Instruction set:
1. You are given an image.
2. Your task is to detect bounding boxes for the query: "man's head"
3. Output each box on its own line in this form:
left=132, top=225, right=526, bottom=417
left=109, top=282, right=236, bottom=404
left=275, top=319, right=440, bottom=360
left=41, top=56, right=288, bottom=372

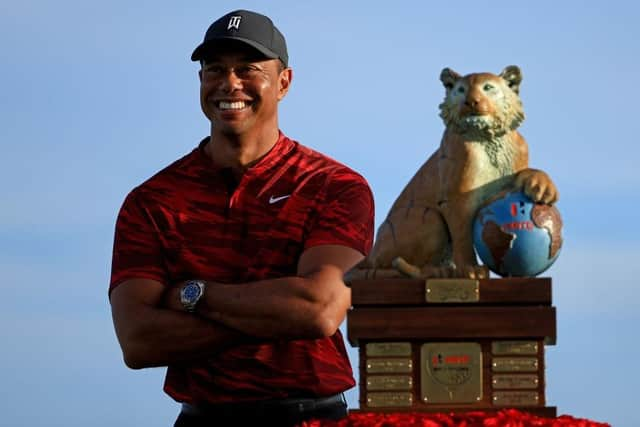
left=193, top=10, right=292, bottom=138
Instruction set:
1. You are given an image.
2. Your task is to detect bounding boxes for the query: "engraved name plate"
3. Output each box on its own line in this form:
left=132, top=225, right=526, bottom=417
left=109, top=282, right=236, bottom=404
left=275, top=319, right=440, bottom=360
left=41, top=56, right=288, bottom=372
left=367, top=359, right=413, bottom=374
left=492, top=341, right=539, bottom=356
left=492, top=357, right=539, bottom=372
left=366, top=342, right=412, bottom=357
left=492, top=391, right=539, bottom=406
left=426, top=279, right=480, bottom=303
left=366, top=392, right=413, bottom=407
left=421, top=342, right=482, bottom=403
left=492, top=374, right=539, bottom=389
left=366, top=375, right=413, bottom=391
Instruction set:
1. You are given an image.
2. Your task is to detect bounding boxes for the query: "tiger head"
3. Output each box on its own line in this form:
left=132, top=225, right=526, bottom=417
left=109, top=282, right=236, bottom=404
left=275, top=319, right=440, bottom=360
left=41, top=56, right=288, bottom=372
left=438, top=65, right=525, bottom=138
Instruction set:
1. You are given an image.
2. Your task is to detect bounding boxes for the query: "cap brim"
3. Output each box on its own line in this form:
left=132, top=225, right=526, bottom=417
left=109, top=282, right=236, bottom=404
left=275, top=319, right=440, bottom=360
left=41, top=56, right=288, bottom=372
left=191, top=36, right=280, bottom=62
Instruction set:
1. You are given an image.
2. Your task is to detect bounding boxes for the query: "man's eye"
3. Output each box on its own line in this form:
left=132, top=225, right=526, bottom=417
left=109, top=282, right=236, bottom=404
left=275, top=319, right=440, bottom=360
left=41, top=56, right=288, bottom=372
left=205, top=65, right=223, bottom=74
left=237, top=66, right=259, bottom=76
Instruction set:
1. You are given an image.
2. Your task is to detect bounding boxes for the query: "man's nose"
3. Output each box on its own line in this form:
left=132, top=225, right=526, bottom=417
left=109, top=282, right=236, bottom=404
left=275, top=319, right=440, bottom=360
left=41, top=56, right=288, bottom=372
left=220, top=70, right=242, bottom=92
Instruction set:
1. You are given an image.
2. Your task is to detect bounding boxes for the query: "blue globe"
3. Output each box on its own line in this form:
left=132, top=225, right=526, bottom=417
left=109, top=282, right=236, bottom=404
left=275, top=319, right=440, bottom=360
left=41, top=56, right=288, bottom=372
left=473, top=191, right=563, bottom=277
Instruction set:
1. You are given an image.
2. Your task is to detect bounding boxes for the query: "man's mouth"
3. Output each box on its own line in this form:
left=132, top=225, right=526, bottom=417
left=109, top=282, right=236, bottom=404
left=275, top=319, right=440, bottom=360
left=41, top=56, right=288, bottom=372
left=218, top=100, right=251, bottom=110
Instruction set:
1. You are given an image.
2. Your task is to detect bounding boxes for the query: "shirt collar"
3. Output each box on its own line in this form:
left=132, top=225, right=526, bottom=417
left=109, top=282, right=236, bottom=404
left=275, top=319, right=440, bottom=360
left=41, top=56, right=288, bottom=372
left=195, top=131, right=295, bottom=177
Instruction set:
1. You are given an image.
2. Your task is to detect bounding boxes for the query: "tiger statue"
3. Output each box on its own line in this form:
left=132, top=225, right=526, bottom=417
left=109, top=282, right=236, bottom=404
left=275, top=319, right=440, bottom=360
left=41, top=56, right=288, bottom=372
left=349, top=65, right=558, bottom=280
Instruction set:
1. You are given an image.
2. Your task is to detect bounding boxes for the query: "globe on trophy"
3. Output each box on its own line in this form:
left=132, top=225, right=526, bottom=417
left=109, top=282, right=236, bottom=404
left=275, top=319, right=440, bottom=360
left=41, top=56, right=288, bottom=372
left=473, top=190, right=563, bottom=277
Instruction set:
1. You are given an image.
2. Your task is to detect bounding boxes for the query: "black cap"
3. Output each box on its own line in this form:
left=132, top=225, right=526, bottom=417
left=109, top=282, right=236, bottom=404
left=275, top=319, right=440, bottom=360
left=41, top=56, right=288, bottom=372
left=191, top=10, right=288, bottom=67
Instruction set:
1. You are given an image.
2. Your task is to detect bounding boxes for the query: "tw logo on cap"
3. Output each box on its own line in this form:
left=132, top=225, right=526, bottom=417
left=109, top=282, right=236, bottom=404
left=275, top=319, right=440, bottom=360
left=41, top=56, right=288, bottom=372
left=227, top=16, right=241, bottom=30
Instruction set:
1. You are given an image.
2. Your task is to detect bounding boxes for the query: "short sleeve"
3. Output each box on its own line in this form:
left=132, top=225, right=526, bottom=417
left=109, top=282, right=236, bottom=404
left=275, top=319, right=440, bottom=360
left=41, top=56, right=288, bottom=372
left=109, top=190, right=168, bottom=296
left=304, top=171, right=374, bottom=255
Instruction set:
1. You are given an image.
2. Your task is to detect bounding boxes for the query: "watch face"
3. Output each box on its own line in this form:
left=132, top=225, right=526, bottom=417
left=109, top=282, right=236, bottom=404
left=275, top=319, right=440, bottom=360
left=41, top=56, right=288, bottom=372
left=183, top=283, right=201, bottom=302
left=181, top=281, right=204, bottom=310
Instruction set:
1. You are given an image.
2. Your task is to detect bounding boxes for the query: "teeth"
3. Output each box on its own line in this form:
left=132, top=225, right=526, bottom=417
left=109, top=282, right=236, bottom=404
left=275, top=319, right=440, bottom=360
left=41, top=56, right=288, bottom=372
left=219, top=101, right=247, bottom=110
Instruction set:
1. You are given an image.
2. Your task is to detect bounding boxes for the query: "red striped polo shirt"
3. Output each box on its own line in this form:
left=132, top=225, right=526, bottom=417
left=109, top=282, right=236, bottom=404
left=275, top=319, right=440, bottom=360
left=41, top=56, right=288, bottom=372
left=110, top=132, right=374, bottom=403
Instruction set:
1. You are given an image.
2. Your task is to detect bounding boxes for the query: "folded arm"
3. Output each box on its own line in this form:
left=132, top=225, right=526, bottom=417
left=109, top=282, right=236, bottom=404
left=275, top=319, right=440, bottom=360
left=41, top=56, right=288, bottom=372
left=110, top=244, right=363, bottom=369
left=110, top=278, right=255, bottom=369
left=164, top=244, right=363, bottom=339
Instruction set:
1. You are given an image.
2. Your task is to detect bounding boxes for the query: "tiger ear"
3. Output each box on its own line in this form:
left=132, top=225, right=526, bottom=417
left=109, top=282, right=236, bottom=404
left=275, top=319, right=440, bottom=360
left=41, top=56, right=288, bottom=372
left=500, top=65, right=522, bottom=94
left=440, top=68, right=461, bottom=92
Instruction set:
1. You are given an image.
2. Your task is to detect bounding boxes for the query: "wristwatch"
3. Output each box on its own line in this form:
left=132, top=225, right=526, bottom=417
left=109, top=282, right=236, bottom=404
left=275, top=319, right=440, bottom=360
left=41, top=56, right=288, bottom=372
left=180, top=280, right=206, bottom=312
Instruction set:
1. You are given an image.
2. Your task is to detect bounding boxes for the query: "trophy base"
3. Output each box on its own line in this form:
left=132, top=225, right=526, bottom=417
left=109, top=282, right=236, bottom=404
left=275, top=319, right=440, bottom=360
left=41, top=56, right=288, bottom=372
left=347, top=278, right=557, bottom=418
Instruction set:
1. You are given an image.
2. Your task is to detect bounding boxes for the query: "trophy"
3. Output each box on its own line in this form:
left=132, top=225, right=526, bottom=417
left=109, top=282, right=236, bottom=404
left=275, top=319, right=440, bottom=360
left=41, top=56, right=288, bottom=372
left=347, top=66, right=563, bottom=416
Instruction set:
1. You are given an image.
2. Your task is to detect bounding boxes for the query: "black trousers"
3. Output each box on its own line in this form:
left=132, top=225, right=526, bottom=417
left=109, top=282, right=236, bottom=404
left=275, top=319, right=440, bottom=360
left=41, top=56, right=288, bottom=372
left=173, top=394, right=348, bottom=427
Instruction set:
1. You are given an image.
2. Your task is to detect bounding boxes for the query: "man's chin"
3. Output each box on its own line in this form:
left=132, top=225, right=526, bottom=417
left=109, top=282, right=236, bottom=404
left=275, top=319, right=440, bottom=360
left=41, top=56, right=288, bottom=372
left=215, top=123, right=250, bottom=138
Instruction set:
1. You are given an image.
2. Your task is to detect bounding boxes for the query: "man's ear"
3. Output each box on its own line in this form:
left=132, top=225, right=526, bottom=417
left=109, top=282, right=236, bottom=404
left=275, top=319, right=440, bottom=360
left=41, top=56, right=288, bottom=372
left=277, top=68, right=293, bottom=101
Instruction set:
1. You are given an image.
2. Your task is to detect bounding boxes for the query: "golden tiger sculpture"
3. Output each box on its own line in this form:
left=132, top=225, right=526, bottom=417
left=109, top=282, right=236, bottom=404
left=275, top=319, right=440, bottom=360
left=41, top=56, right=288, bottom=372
left=350, top=65, right=558, bottom=280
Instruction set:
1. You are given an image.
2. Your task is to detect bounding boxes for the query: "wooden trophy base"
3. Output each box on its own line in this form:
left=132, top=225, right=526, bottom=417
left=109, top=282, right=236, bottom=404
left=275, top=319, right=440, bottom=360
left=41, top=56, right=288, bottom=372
left=347, top=277, right=557, bottom=417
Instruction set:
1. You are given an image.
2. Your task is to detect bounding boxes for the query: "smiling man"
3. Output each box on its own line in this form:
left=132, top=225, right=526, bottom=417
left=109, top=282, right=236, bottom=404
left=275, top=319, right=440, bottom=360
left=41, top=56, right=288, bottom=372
left=108, top=9, right=374, bottom=427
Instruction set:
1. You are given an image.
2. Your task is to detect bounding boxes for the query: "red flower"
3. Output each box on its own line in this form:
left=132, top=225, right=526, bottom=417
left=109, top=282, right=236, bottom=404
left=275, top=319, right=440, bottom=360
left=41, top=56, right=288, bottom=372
left=298, top=410, right=610, bottom=427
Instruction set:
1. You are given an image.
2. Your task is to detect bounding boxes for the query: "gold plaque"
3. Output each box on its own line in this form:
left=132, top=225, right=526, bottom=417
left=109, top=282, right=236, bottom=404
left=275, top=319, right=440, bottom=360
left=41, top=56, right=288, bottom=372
left=367, top=359, right=413, bottom=374
left=366, top=375, right=413, bottom=391
left=366, top=342, right=412, bottom=357
left=425, top=279, right=479, bottom=303
left=492, top=374, right=539, bottom=389
left=492, top=357, right=538, bottom=372
left=492, top=341, right=538, bottom=355
left=421, top=343, right=482, bottom=403
left=366, top=392, right=413, bottom=407
left=492, top=391, right=539, bottom=406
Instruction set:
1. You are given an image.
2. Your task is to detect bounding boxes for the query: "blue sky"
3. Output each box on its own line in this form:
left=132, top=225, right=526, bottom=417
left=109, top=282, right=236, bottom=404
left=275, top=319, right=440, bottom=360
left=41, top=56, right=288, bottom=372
left=1, top=1, right=639, bottom=426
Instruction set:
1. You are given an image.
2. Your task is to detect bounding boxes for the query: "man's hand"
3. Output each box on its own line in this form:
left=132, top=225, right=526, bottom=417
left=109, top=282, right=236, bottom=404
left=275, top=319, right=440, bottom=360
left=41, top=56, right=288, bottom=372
left=110, top=278, right=252, bottom=369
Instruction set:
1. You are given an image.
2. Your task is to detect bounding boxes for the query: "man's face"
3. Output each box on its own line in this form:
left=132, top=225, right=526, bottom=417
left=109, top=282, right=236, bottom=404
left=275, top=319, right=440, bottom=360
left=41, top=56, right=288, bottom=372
left=199, top=45, right=291, bottom=137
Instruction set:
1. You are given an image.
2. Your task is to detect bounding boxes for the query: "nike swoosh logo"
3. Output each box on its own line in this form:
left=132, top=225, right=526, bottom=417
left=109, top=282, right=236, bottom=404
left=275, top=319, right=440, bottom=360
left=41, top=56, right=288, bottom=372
left=269, top=194, right=291, bottom=204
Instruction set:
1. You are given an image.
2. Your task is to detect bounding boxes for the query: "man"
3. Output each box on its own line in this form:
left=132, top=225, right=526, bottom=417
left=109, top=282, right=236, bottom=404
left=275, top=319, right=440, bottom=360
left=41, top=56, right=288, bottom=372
left=109, top=9, right=374, bottom=427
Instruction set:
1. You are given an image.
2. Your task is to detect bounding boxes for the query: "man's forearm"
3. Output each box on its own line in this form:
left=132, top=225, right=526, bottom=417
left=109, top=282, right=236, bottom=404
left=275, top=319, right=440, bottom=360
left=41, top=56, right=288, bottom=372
left=203, top=277, right=347, bottom=339
left=166, top=268, right=351, bottom=339
left=113, top=296, right=255, bottom=369
left=163, top=246, right=362, bottom=340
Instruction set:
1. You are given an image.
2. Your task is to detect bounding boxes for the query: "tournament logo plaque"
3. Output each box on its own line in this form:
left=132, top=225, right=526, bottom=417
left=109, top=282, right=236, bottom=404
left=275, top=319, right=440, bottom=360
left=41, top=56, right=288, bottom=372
left=421, top=343, right=482, bottom=403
